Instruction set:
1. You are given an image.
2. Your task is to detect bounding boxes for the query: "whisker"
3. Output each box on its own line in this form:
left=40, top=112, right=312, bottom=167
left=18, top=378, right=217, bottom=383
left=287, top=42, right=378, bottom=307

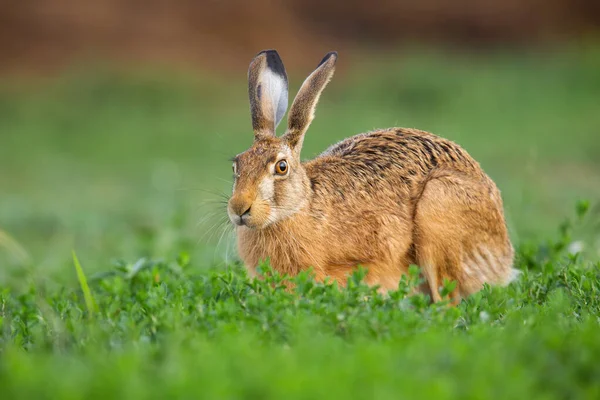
left=206, top=218, right=232, bottom=244
left=197, top=216, right=230, bottom=245
left=214, top=224, right=236, bottom=265
left=269, top=205, right=322, bottom=221
left=215, top=177, right=233, bottom=185
left=195, top=210, right=224, bottom=229
left=176, top=186, right=229, bottom=196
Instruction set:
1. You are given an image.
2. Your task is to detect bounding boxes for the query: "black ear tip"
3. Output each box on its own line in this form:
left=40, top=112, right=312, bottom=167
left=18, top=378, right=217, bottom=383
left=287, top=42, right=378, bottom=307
left=258, top=49, right=279, bottom=57
left=318, top=51, right=338, bottom=67
left=252, top=49, right=280, bottom=65
left=264, top=50, right=287, bottom=80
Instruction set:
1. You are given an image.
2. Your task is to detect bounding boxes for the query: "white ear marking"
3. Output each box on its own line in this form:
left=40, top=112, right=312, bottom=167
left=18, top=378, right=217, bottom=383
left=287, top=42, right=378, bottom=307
left=248, top=50, right=289, bottom=137
left=260, top=69, right=288, bottom=129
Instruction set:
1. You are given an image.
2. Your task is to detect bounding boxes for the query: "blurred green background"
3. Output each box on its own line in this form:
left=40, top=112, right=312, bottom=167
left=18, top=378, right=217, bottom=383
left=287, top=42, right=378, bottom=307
left=1, top=2, right=599, bottom=280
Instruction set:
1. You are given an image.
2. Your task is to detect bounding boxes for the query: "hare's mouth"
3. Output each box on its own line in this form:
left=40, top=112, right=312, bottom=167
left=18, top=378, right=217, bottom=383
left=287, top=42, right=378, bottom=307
left=228, top=208, right=267, bottom=230
left=228, top=209, right=251, bottom=227
left=228, top=200, right=276, bottom=229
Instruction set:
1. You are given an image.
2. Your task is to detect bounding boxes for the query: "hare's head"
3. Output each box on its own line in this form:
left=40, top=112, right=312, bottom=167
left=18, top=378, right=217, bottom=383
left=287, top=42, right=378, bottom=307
left=228, top=50, right=337, bottom=229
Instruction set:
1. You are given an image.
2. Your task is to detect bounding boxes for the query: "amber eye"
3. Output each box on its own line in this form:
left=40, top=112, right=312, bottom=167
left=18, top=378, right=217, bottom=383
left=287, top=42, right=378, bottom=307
left=275, top=160, right=288, bottom=175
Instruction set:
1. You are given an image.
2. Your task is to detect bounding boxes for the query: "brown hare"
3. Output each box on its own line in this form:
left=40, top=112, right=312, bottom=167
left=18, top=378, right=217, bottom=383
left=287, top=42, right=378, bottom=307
left=227, top=49, right=518, bottom=302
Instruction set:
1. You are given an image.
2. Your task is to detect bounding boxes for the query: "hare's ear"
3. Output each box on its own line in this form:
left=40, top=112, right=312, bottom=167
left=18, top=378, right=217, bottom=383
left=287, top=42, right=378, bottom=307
left=284, top=52, right=337, bottom=151
left=248, top=50, right=289, bottom=140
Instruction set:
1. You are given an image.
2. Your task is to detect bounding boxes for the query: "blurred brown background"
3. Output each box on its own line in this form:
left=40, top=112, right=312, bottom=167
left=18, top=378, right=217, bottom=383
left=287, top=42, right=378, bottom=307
left=1, top=0, right=599, bottom=75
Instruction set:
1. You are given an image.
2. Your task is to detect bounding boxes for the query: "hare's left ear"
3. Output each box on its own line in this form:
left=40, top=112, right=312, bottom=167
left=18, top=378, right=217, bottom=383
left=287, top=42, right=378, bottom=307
left=248, top=50, right=289, bottom=140
left=283, top=52, right=337, bottom=152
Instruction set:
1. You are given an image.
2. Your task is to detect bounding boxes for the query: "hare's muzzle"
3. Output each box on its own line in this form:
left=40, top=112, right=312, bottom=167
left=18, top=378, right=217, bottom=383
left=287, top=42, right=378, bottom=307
left=228, top=197, right=253, bottom=227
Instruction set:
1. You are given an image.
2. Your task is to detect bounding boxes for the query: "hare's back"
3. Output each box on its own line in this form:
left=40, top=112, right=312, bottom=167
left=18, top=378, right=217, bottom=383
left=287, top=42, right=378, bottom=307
left=316, top=128, right=482, bottom=178
left=303, top=128, right=487, bottom=215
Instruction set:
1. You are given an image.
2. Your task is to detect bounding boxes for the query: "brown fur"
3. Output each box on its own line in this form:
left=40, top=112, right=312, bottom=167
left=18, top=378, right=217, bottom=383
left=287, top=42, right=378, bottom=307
left=228, top=50, right=516, bottom=302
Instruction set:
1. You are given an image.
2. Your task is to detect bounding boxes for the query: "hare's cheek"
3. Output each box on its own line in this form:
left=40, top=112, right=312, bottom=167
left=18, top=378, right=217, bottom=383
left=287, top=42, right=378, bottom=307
left=252, top=204, right=273, bottom=228
left=258, top=176, right=275, bottom=201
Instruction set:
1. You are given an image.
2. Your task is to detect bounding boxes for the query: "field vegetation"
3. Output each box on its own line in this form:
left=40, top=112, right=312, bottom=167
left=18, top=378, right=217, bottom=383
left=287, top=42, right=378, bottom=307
left=1, top=47, right=599, bottom=398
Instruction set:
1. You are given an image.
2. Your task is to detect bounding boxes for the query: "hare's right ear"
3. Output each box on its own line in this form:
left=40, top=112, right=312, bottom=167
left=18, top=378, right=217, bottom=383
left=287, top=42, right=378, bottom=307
left=248, top=50, right=289, bottom=140
left=283, top=52, right=337, bottom=152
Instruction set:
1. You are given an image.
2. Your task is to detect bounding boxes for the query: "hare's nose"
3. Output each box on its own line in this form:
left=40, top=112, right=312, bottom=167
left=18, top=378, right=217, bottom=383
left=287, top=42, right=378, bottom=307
left=232, top=203, right=251, bottom=217
left=229, top=196, right=253, bottom=226
left=239, top=206, right=251, bottom=224
left=230, top=205, right=251, bottom=226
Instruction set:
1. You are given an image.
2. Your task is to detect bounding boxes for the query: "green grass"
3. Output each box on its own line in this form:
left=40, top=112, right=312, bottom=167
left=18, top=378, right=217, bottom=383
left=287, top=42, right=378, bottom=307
left=1, top=46, right=600, bottom=398
left=1, top=206, right=600, bottom=399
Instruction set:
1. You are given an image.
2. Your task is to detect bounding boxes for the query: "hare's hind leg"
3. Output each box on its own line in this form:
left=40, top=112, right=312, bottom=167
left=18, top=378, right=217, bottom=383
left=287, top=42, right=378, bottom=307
left=413, top=172, right=515, bottom=303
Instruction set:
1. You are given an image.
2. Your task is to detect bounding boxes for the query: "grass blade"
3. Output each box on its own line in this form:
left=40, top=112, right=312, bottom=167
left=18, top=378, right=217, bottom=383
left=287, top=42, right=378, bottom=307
left=72, top=250, right=99, bottom=316
left=0, top=229, right=31, bottom=265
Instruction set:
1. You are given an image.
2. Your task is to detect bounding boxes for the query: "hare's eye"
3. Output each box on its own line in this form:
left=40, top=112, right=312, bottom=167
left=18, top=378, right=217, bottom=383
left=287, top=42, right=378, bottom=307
left=232, top=163, right=237, bottom=175
left=275, top=160, right=288, bottom=175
